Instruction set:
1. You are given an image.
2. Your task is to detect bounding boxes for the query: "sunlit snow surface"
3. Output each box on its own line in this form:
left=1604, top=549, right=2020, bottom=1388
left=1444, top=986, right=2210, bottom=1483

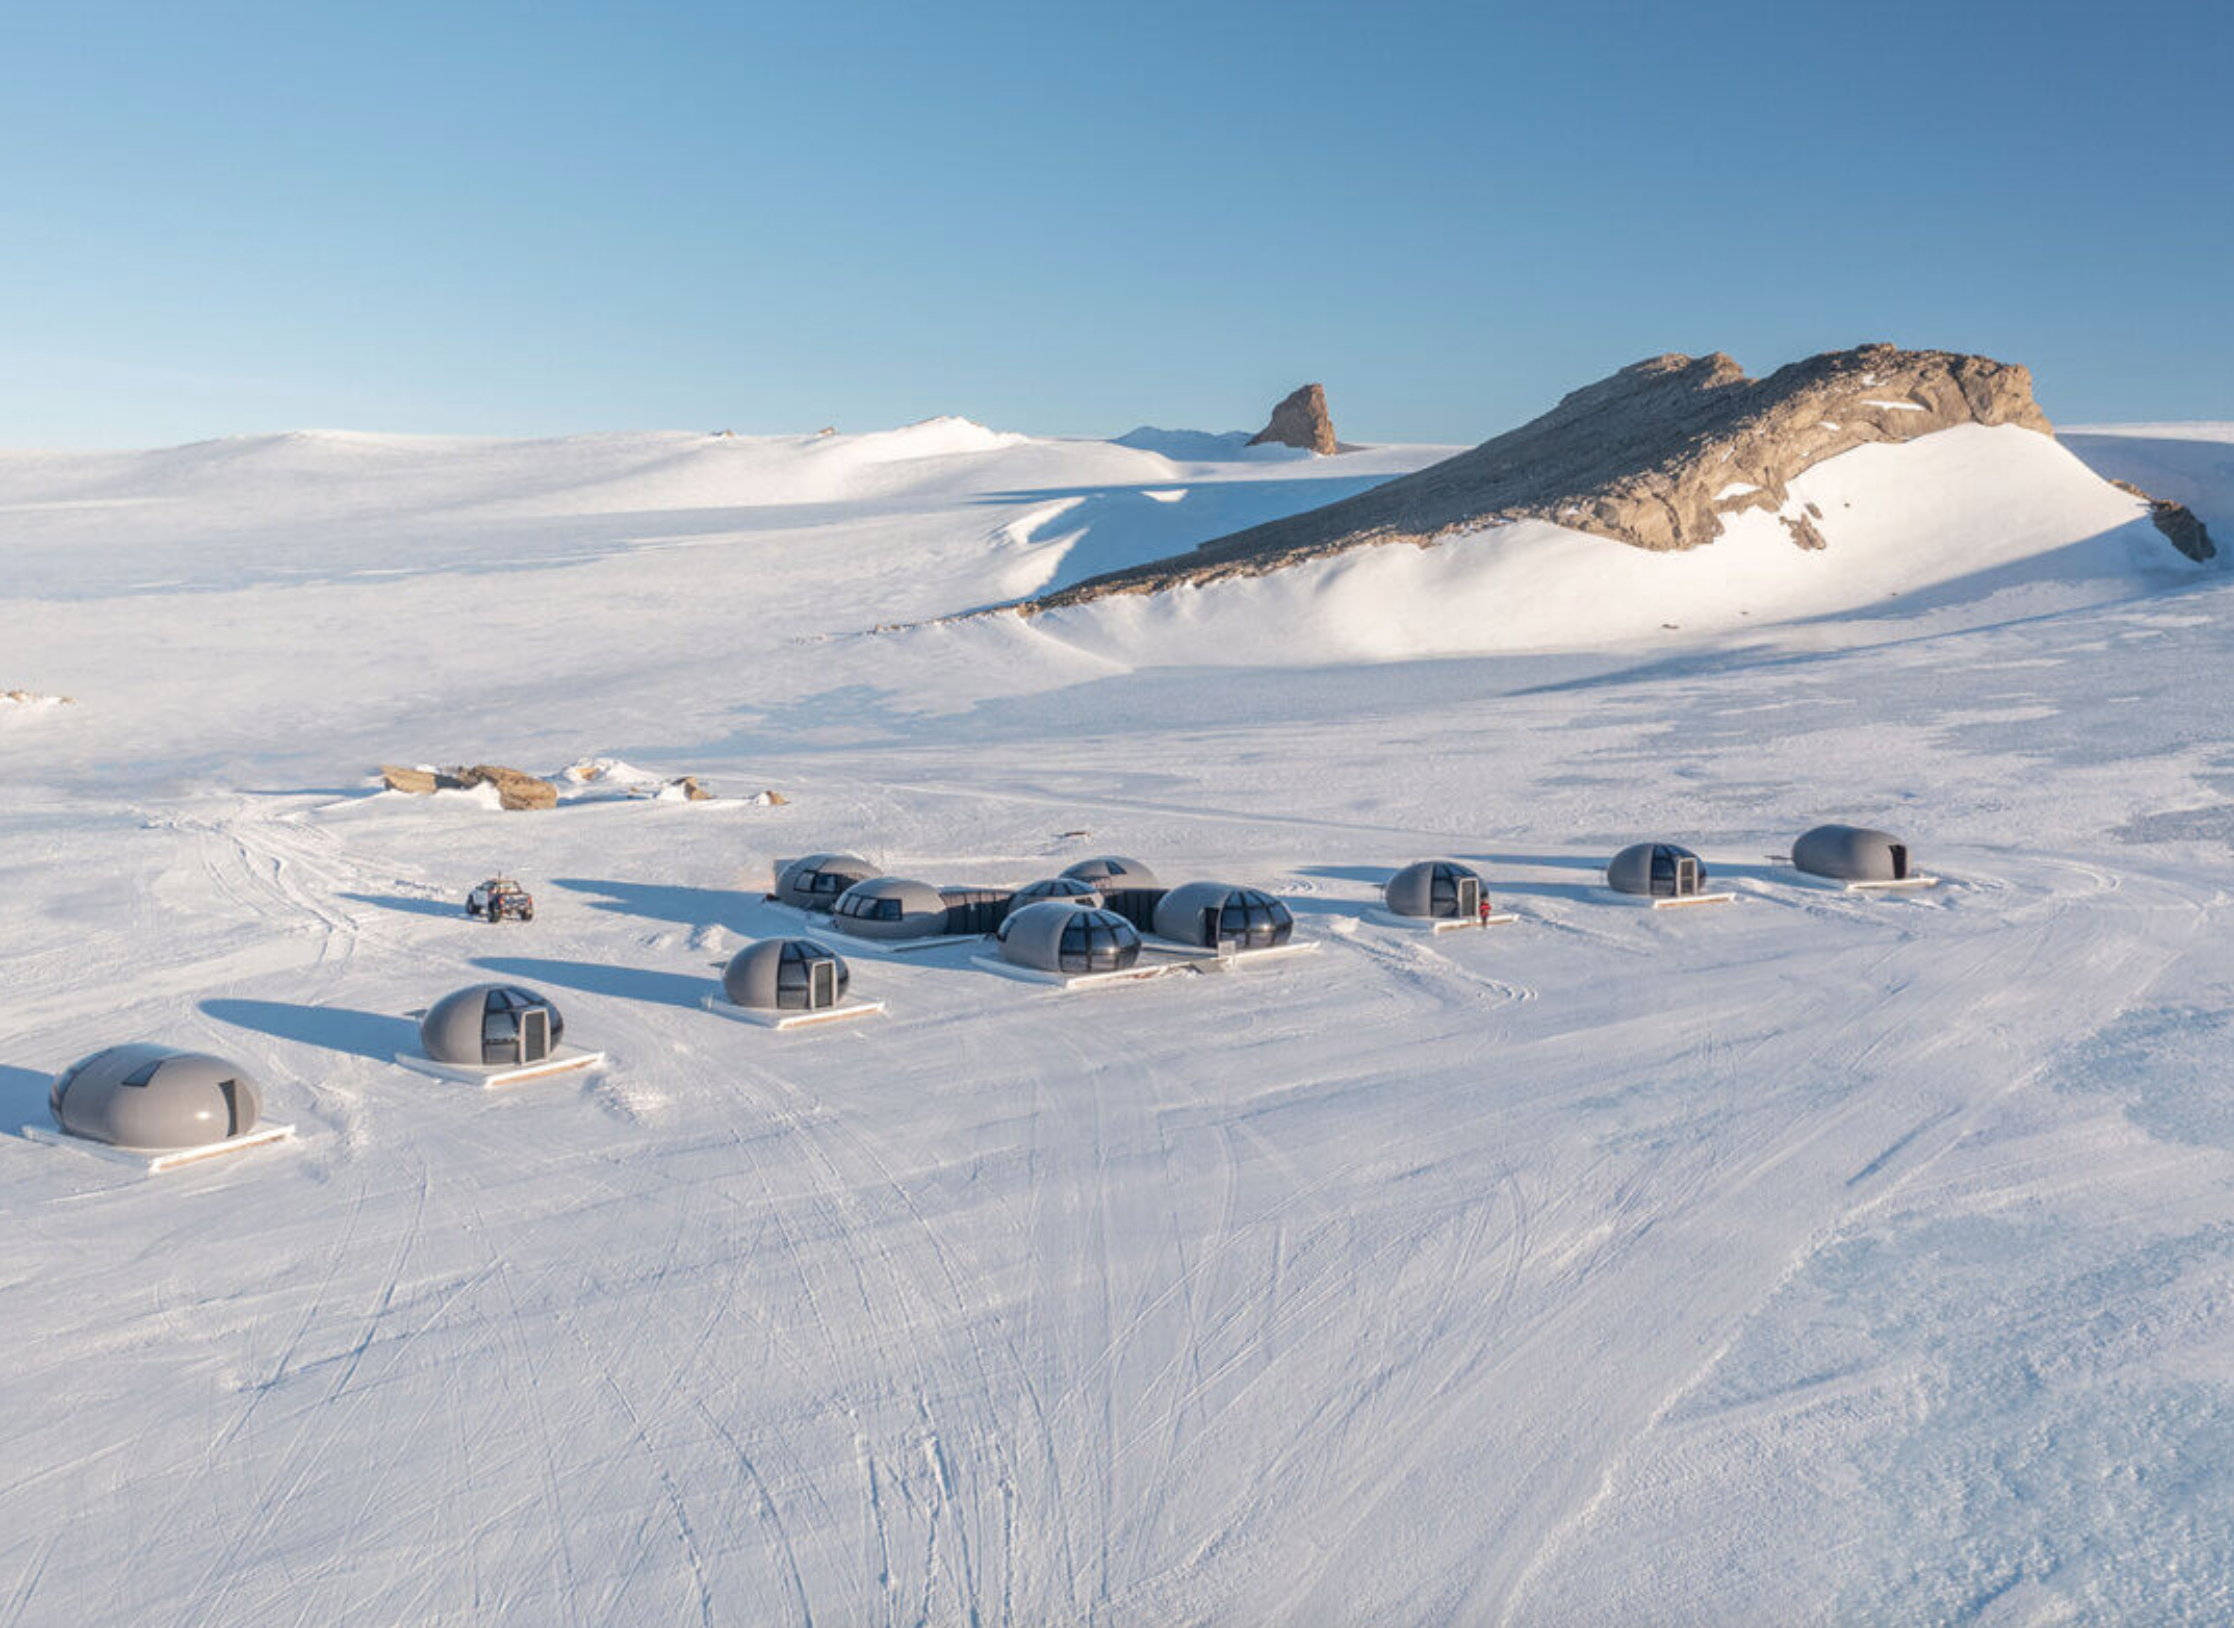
left=0, top=419, right=2230, bottom=1624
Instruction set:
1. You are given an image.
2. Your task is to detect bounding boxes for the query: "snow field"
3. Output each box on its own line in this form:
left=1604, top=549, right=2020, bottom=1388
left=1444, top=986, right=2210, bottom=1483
left=0, top=416, right=2228, bottom=1622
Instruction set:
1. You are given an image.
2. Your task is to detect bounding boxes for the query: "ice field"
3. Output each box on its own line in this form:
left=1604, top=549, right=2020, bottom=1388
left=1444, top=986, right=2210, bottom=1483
left=2, top=419, right=2231, bottom=1623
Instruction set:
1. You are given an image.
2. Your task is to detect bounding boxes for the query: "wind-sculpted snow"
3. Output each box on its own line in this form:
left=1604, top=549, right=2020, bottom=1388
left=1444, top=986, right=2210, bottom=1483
left=0, top=415, right=2231, bottom=1623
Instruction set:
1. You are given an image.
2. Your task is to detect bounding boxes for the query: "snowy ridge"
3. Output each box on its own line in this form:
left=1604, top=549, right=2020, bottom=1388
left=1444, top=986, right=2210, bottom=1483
left=1023, top=424, right=2208, bottom=668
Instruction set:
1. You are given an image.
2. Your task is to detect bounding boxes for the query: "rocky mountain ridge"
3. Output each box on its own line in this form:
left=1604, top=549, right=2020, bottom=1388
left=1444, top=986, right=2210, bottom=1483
left=1035, top=344, right=2210, bottom=608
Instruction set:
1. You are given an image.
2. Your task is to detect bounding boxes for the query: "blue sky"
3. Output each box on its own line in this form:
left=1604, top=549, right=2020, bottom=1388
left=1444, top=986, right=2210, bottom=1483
left=3, top=0, right=2226, bottom=446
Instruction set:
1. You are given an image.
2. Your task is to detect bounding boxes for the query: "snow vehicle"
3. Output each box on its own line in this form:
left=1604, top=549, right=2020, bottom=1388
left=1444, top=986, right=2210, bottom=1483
left=465, top=877, right=535, bottom=922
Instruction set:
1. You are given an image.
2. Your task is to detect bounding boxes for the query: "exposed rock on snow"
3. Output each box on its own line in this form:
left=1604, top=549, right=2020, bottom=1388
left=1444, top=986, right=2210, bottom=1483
left=378, top=764, right=441, bottom=795
left=1248, top=383, right=1339, bottom=455
left=462, top=764, right=558, bottom=810
left=1038, top=345, right=2064, bottom=605
left=2107, top=479, right=2217, bottom=562
left=386, top=756, right=758, bottom=808
left=377, top=763, right=556, bottom=809
left=1, top=689, right=73, bottom=711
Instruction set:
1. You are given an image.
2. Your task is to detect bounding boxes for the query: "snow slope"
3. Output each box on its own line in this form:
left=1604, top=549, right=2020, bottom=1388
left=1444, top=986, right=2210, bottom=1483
left=0, top=417, right=2230, bottom=1625
left=1026, top=424, right=2207, bottom=668
left=2063, top=420, right=2234, bottom=539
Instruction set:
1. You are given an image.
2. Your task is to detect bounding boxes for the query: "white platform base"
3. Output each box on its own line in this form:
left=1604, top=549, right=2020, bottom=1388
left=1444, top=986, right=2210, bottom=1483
left=1136, top=935, right=1220, bottom=960
left=1846, top=875, right=1941, bottom=892
left=25, top=1121, right=297, bottom=1175
left=701, top=994, right=886, bottom=1029
left=1134, top=933, right=1322, bottom=960
left=1139, top=936, right=1323, bottom=966
left=969, top=953, right=1194, bottom=990
left=1219, top=937, right=1322, bottom=964
left=393, top=1046, right=606, bottom=1088
left=1365, top=908, right=1520, bottom=933
left=1649, top=892, right=1738, bottom=909
left=833, top=930, right=985, bottom=955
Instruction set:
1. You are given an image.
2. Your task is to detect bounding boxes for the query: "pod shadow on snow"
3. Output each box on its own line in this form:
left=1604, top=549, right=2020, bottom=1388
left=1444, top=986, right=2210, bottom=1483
left=473, top=956, right=709, bottom=1010
left=1475, top=879, right=1606, bottom=904
left=0, top=1064, right=52, bottom=1138
left=553, top=877, right=775, bottom=935
left=1461, top=852, right=1609, bottom=873
left=201, top=998, right=419, bottom=1061
left=1283, top=895, right=1374, bottom=920
left=341, top=891, right=463, bottom=919
left=1297, top=864, right=1397, bottom=886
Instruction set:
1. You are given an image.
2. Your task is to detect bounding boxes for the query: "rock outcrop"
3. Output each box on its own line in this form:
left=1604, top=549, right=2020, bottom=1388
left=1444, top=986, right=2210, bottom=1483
left=1037, top=345, right=2059, bottom=607
left=459, top=765, right=558, bottom=810
left=2108, top=480, right=2217, bottom=562
left=379, top=764, right=441, bottom=795
left=378, top=763, right=558, bottom=810
left=1248, top=384, right=1339, bottom=455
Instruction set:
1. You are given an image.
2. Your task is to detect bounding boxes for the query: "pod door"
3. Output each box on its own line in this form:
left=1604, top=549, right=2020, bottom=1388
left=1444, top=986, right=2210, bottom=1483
left=807, top=958, right=838, bottom=1009
left=1889, top=843, right=1910, bottom=881
left=519, top=1007, right=551, bottom=1063
left=1673, top=856, right=1700, bottom=897
left=1455, top=877, right=1479, bottom=919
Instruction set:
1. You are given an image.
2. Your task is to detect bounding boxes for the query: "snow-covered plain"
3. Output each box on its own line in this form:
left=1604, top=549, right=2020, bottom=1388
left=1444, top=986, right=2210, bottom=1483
left=1, top=418, right=2231, bottom=1624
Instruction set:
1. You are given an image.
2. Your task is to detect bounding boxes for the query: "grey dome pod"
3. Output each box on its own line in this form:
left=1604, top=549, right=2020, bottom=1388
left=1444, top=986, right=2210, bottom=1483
left=997, top=901, right=1142, bottom=974
left=775, top=853, right=882, bottom=914
left=421, top=984, right=567, bottom=1067
left=1153, top=882, right=1295, bottom=949
left=723, top=938, right=852, bottom=1010
left=1010, top=876, right=1105, bottom=911
left=1794, top=824, right=1913, bottom=883
left=1607, top=843, right=1709, bottom=898
left=1385, top=860, right=1487, bottom=919
left=830, top=876, right=949, bottom=940
left=1060, top=856, right=1161, bottom=892
left=50, top=1044, right=261, bottom=1150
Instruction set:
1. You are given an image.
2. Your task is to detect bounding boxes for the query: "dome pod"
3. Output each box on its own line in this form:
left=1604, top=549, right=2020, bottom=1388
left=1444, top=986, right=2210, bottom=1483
left=421, top=984, right=567, bottom=1067
left=830, top=876, right=950, bottom=940
left=774, top=853, right=882, bottom=914
left=1607, top=843, right=1710, bottom=899
left=1794, top=825, right=1914, bottom=883
left=723, top=938, right=852, bottom=1010
left=1385, top=860, right=1487, bottom=919
left=50, top=1044, right=262, bottom=1150
left=1153, top=882, right=1294, bottom=950
left=997, top=901, right=1142, bottom=974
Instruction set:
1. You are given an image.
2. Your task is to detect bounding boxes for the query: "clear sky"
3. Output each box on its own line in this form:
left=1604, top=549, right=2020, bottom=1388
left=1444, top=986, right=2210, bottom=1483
left=3, top=0, right=2227, bottom=447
